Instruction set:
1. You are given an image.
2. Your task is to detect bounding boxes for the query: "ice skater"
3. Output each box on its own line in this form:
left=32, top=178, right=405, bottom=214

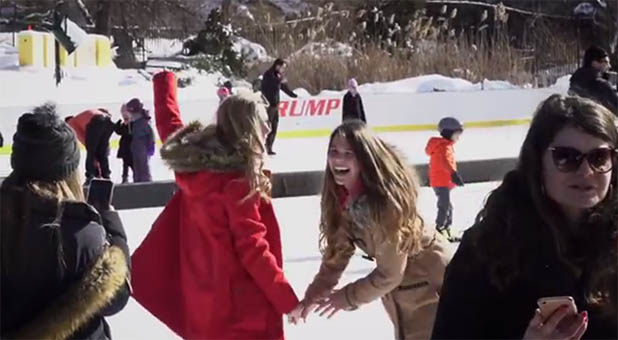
left=425, top=117, right=465, bottom=242
left=123, top=98, right=154, bottom=182
left=292, top=121, right=453, bottom=340
left=114, top=104, right=133, bottom=183
left=261, top=58, right=298, bottom=155
left=342, top=78, right=366, bottom=123
left=131, top=71, right=300, bottom=340
left=65, top=106, right=115, bottom=185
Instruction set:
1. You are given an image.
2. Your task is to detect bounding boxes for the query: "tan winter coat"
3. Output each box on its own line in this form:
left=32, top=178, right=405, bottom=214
left=304, top=196, right=453, bottom=340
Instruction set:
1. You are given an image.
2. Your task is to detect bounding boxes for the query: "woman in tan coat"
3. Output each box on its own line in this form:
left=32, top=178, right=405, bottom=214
left=293, top=121, right=453, bottom=339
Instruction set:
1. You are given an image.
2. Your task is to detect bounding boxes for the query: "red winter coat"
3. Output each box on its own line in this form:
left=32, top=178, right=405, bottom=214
left=425, top=137, right=457, bottom=188
left=131, top=71, right=298, bottom=340
left=66, top=109, right=110, bottom=145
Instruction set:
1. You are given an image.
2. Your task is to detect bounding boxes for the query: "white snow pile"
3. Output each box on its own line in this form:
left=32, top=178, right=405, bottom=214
left=551, top=75, right=572, bottom=90
left=290, top=39, right=355, bottom=59
left=232, top=37, right=272, bottom=64
left=269, top=0, right=311, bottom=15
left=143, top=38, right=185, bottom=58
left=316, top=74, right=520, bottom=96
left=0, top=41, right=18, bottom=70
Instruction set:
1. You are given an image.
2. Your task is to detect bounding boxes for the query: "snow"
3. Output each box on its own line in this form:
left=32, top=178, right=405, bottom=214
left=552, top=75, right=572, bottom=91
left=290, top=40, right=355, bottom=59
left=108, top=181, right=499, bottom=339
left=269, top=0, right=311, bottom=15
left=232, top=37, right=272, bottom=64
left=143, top=38, right=185, bottom=58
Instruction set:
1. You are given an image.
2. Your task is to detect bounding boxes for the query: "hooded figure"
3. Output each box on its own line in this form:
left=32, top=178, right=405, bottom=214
left=113, top=104, right=134, bottom=183
left=569, top=45, right=617, bottom=114
left=124, top=98, right=155, bottom=182
left=342, top=78, right=367, bottom=123
left=1, top=107, right=130, bottom=340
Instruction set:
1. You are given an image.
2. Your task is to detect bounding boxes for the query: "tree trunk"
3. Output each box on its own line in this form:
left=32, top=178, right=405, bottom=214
left=94, top=0, right=112, bottom=35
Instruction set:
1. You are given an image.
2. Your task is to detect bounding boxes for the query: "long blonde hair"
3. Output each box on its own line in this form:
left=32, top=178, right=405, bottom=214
left=320, top=121, right=424, bottom=260
left=215, top=91, right=272, bottom=200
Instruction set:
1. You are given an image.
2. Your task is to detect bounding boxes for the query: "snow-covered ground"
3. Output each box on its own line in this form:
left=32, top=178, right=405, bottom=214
left=109, top=181, right=498, bottom=340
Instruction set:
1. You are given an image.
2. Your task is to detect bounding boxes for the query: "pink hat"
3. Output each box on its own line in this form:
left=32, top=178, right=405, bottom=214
left=217, top=87, right=230, bottom=99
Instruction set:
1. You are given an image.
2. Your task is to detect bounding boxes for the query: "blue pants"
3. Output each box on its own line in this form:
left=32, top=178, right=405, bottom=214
left=433, top=187, right=453, bottom=230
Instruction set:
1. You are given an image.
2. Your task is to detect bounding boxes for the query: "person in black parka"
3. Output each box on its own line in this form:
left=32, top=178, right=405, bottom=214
left=342, top=78, right=367, bottom=123
left=431, top=95, right=617, bottom=340
left=1, top=107, right=131, bottom=340
left=260, top=58, right=298, bottom=155
left=569, top=45, right=617, bottom=115
left=114, top=104, right=133, bottom=184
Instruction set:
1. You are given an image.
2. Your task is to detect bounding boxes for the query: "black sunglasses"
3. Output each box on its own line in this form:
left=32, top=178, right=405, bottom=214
left=548, top=146, right=617, bottom=174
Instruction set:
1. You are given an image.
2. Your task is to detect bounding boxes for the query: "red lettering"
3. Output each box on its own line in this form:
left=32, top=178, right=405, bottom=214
left=278, top=101, right=289, bottom=117
left=290, top=100, right=303, bottom=117
left=325, top=99, right=341, bottom=116
left=307, top=99, right=326, bottom=116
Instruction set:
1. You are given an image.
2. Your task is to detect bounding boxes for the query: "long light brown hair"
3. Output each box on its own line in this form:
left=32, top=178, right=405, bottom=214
left=319, top=121, right=424, bottom=261
left=215, top=90, right=272, bottom=200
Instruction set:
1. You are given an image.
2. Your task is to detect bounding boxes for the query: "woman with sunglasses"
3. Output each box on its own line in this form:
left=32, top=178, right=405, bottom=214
left=431, top=94, right=617, bottom=340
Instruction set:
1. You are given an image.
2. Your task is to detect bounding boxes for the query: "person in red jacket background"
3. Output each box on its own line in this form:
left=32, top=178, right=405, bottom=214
left=65, top=108, right=114, bottom=185
left=131, top=71, right=300, bottom=340
left=425, top=117, right=465, bottom=242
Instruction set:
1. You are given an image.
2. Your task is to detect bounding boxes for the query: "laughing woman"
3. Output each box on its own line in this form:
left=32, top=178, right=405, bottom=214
left=296, top=121, right=453, bottom=340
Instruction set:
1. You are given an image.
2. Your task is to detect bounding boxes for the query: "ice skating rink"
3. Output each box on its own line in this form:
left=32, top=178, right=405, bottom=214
left=109, top=181, right=499, bottom=339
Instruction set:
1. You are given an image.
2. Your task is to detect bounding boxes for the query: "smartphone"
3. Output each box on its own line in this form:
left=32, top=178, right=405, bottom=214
left=87, top=178, right=114, bottom=210
left=537, top=296, right=578, bottom=319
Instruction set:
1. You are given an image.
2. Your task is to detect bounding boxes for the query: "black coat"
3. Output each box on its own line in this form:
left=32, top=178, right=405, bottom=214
left=431, top=226, right=617, bottom=340
left=0, top=130, right=3, bottom=147
left=569, top=66, right=618, bottom=114
left=342, top=91, right=367, bottom=123
left=114, top=120, right=133, bottom=160
left=1, top=185, right=130, bottom=340
left=260, top=67, right=297, bottom=107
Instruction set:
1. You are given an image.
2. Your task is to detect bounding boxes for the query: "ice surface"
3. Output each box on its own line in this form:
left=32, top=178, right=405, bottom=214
left=108, top=182, right=499, bottom=339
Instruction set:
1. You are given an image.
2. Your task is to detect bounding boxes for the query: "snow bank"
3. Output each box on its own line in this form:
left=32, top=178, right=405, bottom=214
left=143, top=38, right=185, bottom=58
left=551, top=75, right=571, bottom=91
left=232, top=37, right=271, bottom=64
left=290, top=40, right=354, bottom=59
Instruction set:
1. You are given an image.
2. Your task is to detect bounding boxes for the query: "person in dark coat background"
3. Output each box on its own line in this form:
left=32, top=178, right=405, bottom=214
left=342, top=78, right=367, bottom=123
left=65, top=107, right=115, bottom=185
left=431, top=95, right=617, bottom=340
left=124, top=98, right=154, bottom=183
left=114, top=104, right=133, bottom=183
left=261, top=58, right=298, bottom=155
left=569, top=45, right=617, bottom=115
left=0, top=130, right=3, bottom=147
left=1, top=106, right=130, bottom=340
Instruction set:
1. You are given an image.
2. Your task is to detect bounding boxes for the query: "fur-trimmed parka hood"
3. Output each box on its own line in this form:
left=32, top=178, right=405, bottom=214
left=160, top=121, right=246, bottom=173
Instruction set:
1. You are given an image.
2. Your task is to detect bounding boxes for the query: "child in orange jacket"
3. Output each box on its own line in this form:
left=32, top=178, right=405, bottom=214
left=425, top=117, right=464, bottom=242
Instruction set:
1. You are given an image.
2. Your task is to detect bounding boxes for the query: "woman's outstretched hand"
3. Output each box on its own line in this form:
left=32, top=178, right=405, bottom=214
left=523, top=307, right=588, bottom=340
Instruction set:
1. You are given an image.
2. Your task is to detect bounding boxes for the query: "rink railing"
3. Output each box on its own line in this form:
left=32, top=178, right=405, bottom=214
left=108, top=157, right=517, bottom=210
left=0, top=157, right=516, bottom=210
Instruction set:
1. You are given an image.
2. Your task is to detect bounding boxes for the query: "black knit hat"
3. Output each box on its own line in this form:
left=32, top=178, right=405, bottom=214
left=583, top=45, right=608, bottom=67
left=11, top=109, right=80, bottom=182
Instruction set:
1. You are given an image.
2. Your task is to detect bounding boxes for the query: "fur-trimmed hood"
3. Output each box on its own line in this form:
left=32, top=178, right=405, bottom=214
left=160, top=121, right=246, bottom=173
left=7, top=245, right=128, bottom=340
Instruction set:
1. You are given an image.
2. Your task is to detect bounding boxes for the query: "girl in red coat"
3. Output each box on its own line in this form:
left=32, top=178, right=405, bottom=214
left=131, top=71, right=300, bottom=340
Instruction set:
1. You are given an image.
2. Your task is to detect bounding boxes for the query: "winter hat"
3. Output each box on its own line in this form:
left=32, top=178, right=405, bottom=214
left=348, top=78, right=359, bottom=91
left=125, top=98, right=150, bottom=118
left=223, top=81, right=233, bottom=91
left=438, top=117, right=463, bottom=132
left=583, top=45, right=608, bottom=67
left=11, top=110, right=80, bottom=182
left=217, top=87, right=230, bottom=100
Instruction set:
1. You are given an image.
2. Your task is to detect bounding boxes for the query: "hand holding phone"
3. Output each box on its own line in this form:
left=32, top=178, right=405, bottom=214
left=537, top=296, right=578, bottom=319
left=87, top=178, right=115, bottom=212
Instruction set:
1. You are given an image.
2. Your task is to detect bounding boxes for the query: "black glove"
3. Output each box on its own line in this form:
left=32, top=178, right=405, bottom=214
left=451, top=172, right=465, bottom=187
left=291, top=92, right=298, bottom=98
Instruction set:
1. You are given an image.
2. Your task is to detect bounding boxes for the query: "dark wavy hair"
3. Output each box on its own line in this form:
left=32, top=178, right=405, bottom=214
left=472, top=94, right=617, bottom=317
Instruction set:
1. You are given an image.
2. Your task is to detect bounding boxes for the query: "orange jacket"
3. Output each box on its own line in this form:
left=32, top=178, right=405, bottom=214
left=66, top=109, right=109, bottom=145
left=425, top=137, right=457, bottom=188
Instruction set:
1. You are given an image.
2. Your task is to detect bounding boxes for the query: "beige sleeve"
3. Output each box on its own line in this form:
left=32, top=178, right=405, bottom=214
left=343, top=238, right=408, bottom=307
left=304, top=239, right=356, bottom=302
